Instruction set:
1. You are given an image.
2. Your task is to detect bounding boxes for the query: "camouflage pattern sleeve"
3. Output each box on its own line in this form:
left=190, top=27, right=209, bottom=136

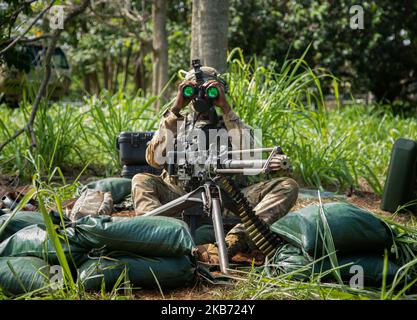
left=146, top=109, right=183, bottom=169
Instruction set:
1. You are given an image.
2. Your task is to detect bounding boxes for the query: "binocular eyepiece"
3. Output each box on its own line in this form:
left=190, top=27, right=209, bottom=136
left=183, top=59, right=225, bottom=114
left=182, top=84, right=219, bottom=99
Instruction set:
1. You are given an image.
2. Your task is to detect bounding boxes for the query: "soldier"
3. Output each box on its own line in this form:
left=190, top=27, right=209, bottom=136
left=131, top=66, right=299, bottom=263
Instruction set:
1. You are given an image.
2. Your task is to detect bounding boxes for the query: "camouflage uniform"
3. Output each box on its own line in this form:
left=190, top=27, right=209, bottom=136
left=131, top=107, right=299, bottom=255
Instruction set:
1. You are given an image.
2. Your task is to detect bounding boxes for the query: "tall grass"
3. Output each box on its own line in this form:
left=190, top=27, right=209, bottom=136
left=0, top=90, right=160, bottom=179
left=1, top=51, right=417, bottom=191
left=79, top=90, right=159, bottom=175
left=225, top=49, right=417, bottom=193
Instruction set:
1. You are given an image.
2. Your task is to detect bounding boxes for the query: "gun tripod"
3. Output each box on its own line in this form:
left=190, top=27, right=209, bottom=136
left=143, top=174, right=282, bottom=275
left=143, top=146, right=287, bottom=274
left=143, top=178, right=234, bottom=274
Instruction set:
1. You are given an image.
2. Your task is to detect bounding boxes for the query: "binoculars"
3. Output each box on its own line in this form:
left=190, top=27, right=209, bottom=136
left=182, top=83, right=219, bottom=99
left=182, top=59, right=227, bottom=114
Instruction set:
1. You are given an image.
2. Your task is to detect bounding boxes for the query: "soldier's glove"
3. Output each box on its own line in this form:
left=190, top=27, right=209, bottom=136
left=268, top=154, right=293, bottom=176
left=197, top=244, right=219, bottom=264
left=197, top=243, right=265, bottom=266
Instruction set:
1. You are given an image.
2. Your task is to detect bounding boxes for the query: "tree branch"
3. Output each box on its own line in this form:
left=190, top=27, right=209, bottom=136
left=20, top=34, right=52, bottom=43
left=0, top=128, right=25, bottom=152
left=0, top=0, right=56, bottom=54
left=0, top=0, right=90, bottom=153
left=0, top=0, right=39, bottom=29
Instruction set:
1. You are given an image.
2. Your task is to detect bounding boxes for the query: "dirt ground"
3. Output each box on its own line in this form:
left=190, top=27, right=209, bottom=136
left=1, top=174, right=415, bottom=300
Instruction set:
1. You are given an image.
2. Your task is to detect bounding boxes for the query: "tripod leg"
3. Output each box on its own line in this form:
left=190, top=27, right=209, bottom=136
left=212, top=198, right=229, bottom=275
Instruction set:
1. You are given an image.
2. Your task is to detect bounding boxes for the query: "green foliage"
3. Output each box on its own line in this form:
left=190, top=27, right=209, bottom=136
left=225, top=50, right=417, bottom=193
left=229, top=0, right=417, bottom=107
left=79, top=90, right=159, bottom=175
left=0, top=90, right=159, bottom=179
left=1, top=52, right=417, bottom=192
left=0, top=0, right=34, bottom=41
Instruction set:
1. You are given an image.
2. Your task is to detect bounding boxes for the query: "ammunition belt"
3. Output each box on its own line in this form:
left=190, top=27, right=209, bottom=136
left=218, top=175, right=283, bottom=259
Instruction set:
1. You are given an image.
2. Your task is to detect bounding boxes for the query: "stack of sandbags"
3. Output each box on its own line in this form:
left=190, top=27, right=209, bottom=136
left=73, top=215, right=198, bottom=291
left=269, top=202, right=400, bottom=286
left=0, top=208, right=198, bottom=295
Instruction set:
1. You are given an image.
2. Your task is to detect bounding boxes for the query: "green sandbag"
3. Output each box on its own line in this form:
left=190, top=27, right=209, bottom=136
left=0, top=211, right=45, bottom=242
left=273, top=244, right=400, bottom=286
left=271, top=244, right=312, bottom=280
left=271, top=202, right=393, bottom=256
left=0, top=211, right=71, bottom=242
left=0, top=224, right=88, bottom=267
left=82, top=178, right=132, bottom=203
left=328, top=255, right=400, bottom=286
left=79, top=254, right=196, bottom=291
left=74, top=215, right=197, bottom=257
left=195, top=224, right=216, bottom=245
left=0, top=257, right=50, bottom=295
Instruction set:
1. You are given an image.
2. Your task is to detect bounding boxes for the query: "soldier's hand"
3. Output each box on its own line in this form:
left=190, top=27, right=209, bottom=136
left=268, top=154, right=293, bottom=175
left=203, top=80, right=231, bottom=114
left=172, top=80, right=196, bottom=115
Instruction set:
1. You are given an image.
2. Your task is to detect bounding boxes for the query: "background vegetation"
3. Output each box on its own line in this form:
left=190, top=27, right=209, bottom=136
left=1, top=0, right=417, bottom=301
left=1, top=1, right=417, bottom=109
left=1, top=52, right=416, bottom=195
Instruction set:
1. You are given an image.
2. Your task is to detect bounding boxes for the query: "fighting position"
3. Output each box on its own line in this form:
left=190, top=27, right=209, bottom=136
left=131, top=60, right=299, bottom=269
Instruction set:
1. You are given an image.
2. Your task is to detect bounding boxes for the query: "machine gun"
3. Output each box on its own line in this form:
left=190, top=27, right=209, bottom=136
left=143, top=58, right=292, bottom=274
left=143, top=143, right=291, bottom=274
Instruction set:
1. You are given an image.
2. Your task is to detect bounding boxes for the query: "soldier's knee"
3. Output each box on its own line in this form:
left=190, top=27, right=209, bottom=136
left=284, top=178, right=299, bottom=200
left=131, top=173, right=158, bottom=200
left=271, top=177, right=299, bottom=203
left=270, top=177, right=298, bottom=192
left=283, top=178, right=299, bottom=193
left=132, top=173, right=154, bottom=187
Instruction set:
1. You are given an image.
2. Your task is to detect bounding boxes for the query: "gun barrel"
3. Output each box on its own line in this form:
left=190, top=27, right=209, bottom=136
left=226, top=147, right=280, bottom=155
left=214, top=168, right=266, bottom=174
left=222, top=159, right=266, bottom=169
left=1, top=195, right=17, bottom=210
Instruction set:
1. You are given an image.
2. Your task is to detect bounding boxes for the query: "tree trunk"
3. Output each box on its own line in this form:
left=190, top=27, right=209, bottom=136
left=91, top=71, right=101, bottom=94
left=123, top=41, right=133, bottom=92
left=102, top=59, right=109, bottom=90
left=83, top=72, right=91, bottom=94
left=152, top=0, right=168, bottom=109
left=107, top=59, right=114, bottom=93
left=113, top=44, right=123, bottom=92
left=191, top=0, right=229, bottom=72
left=134, top=53, right=144, bottom=93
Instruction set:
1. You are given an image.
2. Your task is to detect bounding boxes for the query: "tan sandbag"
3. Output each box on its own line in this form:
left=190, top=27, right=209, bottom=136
left=70, top=189, right=113, bottom=221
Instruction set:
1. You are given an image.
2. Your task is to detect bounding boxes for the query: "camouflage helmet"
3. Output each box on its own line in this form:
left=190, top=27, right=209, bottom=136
left=184, top=66, right=227, bottom=91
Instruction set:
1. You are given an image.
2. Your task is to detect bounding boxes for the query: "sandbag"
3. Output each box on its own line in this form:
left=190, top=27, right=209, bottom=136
left=0, top=257, right=50, bottom=295
left=271, top=202, right=393, bottom=256
left=0, top=211, right=45, bottom=242
left=70, top=189, right=113, bottom=221
left=0, top=224, right=88, bottom=267
left=81, top=178, right=132, bottom=203
left=194, top=224, right=216, bottom=245
left=74, top=215, right=197, bottom=257
left=333, top=255, right=400, bottom=286
left=273, top=244, right=400, bottom=286
left=79, top=254, right=196, bottom=291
